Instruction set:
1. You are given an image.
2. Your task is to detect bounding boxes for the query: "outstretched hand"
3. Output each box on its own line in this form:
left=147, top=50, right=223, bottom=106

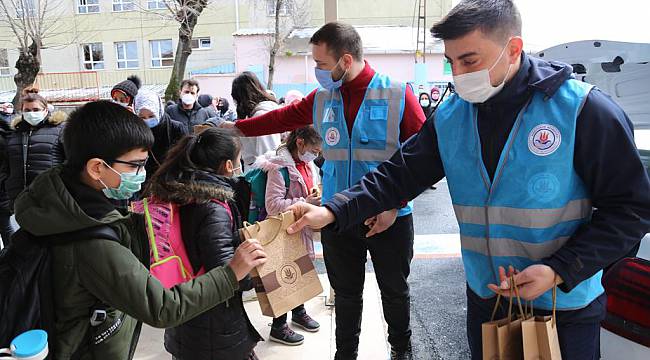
left=286, top=202, right=335, bottom=234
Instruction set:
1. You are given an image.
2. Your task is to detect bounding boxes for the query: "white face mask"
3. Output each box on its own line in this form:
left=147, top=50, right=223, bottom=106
left=299, top=150, right=318, bottom=163
left=420, top=99, right=431, bottom=108
left=181, top=93, right=196, bottom=106
left=452, top=40, right=513, bottom=103
left=112, top=99, right=129, bottom=108
left=23, top=110, right=47, bottom=126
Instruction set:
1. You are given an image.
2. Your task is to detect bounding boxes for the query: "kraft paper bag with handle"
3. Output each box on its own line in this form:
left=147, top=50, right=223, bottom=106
left=522, top=282, right=562, bottom=360
left=240, top=211, right=323, bottom=318
left=482, top=274, right=528, bottom=360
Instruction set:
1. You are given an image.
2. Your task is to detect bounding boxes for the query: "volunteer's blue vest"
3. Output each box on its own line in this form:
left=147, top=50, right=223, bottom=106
left=313, top=73, right=413, bottom=217
left=435, top=79, right=603, bottom=310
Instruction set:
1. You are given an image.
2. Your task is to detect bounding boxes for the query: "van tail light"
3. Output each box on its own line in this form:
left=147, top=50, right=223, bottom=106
left=601, top=257, right=650, bottom=347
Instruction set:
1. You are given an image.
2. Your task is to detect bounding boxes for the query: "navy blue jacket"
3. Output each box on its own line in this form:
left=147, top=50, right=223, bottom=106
left=325, top=52, right=650, bottom=294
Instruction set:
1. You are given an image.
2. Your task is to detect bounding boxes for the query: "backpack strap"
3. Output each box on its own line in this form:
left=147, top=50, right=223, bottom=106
left=211, top=199, right=233, bottom=224
left=279, top=167, right=290, bottom=196
left=44, top=224, right=120, bottom=245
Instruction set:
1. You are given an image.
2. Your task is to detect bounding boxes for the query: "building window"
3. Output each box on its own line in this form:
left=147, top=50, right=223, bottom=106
left=147, top=0, right=167, bottom=10
left=113, top=0, right=134, bottom=12
left=267, top=0, right=290, bottom=16
left=16, top=0, right=36, bottom=17
left=0, top=49, right=10, bottom=77
left=150, top=39, right=173, bottom=68
left=81, top=43, right=104, bottom=70
left=78, top=0, right=100, bottom=14
left=191, top=37, right=211, bottom=50
left=115, top=41, right=139, bottom=69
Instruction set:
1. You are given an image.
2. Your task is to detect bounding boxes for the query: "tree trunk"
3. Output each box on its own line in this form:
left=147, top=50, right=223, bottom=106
left=12, top=40, right=40, bottom=107
left=164, top=1, right=207, bottom=101
left=267, top=0, right=283, bottom=90
left=164, top=29, right=193, bottom=101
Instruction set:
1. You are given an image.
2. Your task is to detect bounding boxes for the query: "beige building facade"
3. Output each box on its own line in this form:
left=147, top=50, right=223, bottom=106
left=0, top=0, right=451, bottom=97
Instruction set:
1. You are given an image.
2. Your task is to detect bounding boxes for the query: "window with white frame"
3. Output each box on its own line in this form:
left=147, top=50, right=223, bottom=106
left=81, top=43, right=104, bottom=70
left=78, top=0, right=100, bottom=14
left=147, top=0, right=167, bottom=10
left=16, top=0, right=37, bottom=17
left=267, top=0, right=290, bottom=16
left=191, top=37, right=211, bottom=50
left=0, top=49, right=10, bottom=77
left=150, top=39, right=173, bottom=68
left=115, top=41, right=139, bottom=69
left=113, top=0, right=134, bottom=12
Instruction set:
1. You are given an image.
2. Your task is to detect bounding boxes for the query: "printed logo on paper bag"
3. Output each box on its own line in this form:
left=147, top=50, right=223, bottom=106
left=280, top=264, right=298, bottom=285
left=528, top=124, right=561, bottom=156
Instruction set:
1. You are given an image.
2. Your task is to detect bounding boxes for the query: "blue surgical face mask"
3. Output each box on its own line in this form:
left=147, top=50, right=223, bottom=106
left=99, top=161, right=146, bottom=200
left=144, top=117, right=160, bottom=128
left=314, top=57, right=348, bottom=91
left=23, top=110, right=47, bottom=126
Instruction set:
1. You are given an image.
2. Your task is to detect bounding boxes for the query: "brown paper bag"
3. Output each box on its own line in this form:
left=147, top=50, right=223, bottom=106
left=240, top=211, right=323, bottom=318
left=522, top=285, right=562, bottom=360
left=482, top=274, right=527, bottom=360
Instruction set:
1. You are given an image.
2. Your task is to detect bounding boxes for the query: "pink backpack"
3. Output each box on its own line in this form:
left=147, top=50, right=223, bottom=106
left=132, top=198, right=234, bottom=288
left=132, top=198, right=203, bottom=288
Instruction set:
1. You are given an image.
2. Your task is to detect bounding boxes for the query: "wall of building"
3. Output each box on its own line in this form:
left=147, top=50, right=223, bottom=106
left=0, top=0, right=451, bottom=95
left=197, top=31, right=452, bottom=102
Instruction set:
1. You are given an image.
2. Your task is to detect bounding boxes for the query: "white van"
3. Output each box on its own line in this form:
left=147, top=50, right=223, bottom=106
left=537, top=40, right=650, bottom=359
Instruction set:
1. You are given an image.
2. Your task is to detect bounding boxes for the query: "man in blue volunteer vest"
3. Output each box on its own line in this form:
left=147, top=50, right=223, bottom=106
left=224, top=23, right=426, bottom=359
left=286, top=1, right=650, bottom=359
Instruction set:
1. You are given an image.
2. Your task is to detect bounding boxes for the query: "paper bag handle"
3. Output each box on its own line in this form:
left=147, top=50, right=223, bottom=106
left=241, top=213, right=288, bottom=246
left=551, top=275, right=557, bottom=328
left=489, top=273, right=527, bottom=323
left=511, top=274, right=527, bottom=320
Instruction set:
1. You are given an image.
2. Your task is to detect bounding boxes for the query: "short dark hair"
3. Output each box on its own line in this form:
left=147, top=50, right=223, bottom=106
left=231, top=72, right=276, bottom=119
left=180, top=79, right=200, bottom=93
left=63, top=100, right=154, bottom=171
left=309, top=22, right=363, bottom=61
left=431, top=0, right=521, bottom=42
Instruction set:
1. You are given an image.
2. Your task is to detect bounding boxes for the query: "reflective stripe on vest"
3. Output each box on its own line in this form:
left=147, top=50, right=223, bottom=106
left=453, top=199, right=592, bottom=229
left=435, top=78, right=602, bottom=310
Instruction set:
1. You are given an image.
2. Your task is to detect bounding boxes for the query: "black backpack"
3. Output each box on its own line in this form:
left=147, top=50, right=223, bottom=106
left=0, top=226, right=119, bottom=351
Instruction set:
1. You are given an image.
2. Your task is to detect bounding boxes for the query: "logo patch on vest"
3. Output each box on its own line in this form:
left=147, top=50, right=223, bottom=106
left=528, top=173, right=560, bottom=202
left=528, top=124, right=561, bottom=156
left=325, top=127, right=340, bottom=146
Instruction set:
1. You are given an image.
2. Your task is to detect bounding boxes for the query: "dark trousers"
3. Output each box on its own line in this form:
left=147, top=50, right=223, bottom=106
left=466, top=285, right=606, bottom=360
left=272, top=304, right=306, bottom=328
left=322, top=214, right=414, bottom=358
left=0, top=208, right=14, bottom=248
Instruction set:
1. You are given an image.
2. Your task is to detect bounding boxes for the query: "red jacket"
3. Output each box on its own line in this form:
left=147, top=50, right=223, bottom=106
left=235, top=61, right=425, bottom=142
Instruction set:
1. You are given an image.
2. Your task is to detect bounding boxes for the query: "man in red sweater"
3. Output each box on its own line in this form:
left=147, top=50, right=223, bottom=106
left=225, top=22, right=425, bottom=360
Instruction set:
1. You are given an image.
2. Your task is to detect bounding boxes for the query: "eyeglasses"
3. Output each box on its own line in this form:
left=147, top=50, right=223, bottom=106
left=109, top=158, right=149, bottom=175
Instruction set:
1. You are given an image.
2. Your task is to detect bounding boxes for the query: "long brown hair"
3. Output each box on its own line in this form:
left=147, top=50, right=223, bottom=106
left=230, top=72, right=276, bottom=119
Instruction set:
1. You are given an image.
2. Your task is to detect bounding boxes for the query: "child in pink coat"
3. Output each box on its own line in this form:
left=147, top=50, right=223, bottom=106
left=252, top=126, right=323, bottom=346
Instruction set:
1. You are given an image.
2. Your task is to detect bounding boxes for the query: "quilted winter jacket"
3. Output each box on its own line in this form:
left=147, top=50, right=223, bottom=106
left=4, top=111, right=66, bottom=207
